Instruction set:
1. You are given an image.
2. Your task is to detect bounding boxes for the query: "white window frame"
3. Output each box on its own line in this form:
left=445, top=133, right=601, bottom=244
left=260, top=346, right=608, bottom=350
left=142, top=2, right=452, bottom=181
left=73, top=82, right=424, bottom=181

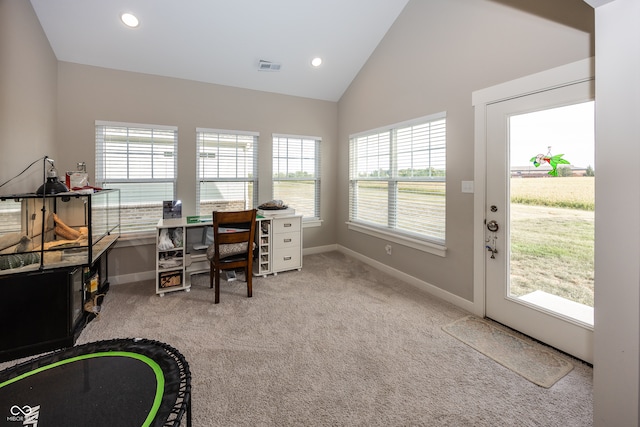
left=272, top=133, right=321, bottom=223
left=196, top=128, right=259, bottom=216
left=95, top=120, right=178, bottom=235
left=348, top=112, right=447, bottom=257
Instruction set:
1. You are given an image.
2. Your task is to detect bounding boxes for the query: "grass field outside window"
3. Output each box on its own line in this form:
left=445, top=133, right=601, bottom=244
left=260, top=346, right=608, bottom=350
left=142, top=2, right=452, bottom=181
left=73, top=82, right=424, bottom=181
left=510, top=176, right=594, bottom=307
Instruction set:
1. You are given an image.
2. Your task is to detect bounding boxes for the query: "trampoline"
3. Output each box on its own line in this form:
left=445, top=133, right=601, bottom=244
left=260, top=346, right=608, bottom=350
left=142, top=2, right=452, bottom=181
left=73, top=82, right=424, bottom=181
left=0, top=338, right=191, bottom=427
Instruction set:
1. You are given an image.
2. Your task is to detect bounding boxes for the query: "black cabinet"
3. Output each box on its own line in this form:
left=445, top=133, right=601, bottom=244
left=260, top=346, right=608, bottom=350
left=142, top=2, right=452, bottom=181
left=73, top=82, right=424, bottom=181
left=1, top=268, right=74, bottom=361
left=0, top=190, right=119, bottom=362
left=0, top=253, right=112, bottom=362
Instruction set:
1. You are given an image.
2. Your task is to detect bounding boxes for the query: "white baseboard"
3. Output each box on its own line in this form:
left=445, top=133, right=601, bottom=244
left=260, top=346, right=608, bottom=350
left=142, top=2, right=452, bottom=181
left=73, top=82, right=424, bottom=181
left=303, top=244, right=338, bottom=255
left=111, top=245, right=337, bottom=286
left=337, top=245, right=477, bottom=315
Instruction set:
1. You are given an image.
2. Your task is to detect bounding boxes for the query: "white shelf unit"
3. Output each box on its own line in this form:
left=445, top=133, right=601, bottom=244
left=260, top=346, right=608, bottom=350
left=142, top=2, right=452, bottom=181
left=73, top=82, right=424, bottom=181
left=156, top=220, right=189, bottom=296
left=156, top=218, right=212, bottom=296
left=254, top=218, right=272, bottom=276
left=254, top=214, right=302, bottom=277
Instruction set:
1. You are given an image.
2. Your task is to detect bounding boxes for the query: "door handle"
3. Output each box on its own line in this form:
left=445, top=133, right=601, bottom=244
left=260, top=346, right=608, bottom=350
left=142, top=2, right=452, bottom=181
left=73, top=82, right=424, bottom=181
left=486, top=220, right=499, bottom=259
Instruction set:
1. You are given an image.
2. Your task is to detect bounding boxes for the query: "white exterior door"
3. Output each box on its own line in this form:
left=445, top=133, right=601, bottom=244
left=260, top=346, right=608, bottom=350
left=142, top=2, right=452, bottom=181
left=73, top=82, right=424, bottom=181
left=484, top=79, right=594, bottom=363
left=472, top=58, right=597, bottom=363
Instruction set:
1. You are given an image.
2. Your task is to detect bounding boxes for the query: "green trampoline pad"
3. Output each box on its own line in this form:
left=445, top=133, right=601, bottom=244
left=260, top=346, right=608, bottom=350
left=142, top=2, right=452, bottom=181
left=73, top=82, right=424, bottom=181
left=0, top=339, right=190, bottom=427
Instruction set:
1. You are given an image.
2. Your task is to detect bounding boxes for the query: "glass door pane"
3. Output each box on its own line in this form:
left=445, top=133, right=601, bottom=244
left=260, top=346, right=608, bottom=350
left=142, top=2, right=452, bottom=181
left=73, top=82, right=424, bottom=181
left=509, top=101, right=595, bottom=325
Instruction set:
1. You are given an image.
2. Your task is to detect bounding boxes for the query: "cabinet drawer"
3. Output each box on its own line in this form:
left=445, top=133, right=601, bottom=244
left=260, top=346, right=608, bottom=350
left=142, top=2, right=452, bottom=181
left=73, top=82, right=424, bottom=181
left=272, top=251, right=301, bottom=272
left=273, top=231, right=300, bottom=249
left=273, top=217, right=301, bottom=233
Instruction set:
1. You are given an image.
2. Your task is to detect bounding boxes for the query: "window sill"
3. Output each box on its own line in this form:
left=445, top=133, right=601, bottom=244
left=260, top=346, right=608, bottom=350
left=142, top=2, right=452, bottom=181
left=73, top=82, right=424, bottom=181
left=346, top=221, right=446, bottom=257
left=115, top=232, right=155, bottom=248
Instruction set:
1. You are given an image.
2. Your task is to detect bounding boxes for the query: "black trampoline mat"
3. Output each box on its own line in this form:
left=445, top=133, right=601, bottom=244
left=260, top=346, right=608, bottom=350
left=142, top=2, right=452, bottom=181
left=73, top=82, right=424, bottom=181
left=0, top=352, right=164, bottom=427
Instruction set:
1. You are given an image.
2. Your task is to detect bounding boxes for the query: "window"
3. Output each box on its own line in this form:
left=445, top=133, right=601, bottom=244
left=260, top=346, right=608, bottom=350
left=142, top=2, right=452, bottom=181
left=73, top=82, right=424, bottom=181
left=196, top=129, right=258, bottom=215
left=349, top=113, right=446, bottom=248
left=272, top=134, right=321, bottom=221
left=95, top=121, right=177, bottom=234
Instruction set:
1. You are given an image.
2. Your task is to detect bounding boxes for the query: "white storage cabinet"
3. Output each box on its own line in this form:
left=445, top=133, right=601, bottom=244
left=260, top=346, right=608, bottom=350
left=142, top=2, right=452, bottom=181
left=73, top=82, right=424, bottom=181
left=254, top=214, right=302, bottom=277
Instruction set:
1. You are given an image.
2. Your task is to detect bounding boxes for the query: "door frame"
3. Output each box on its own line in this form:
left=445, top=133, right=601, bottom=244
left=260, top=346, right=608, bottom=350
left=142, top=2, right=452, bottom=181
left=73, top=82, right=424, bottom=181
left=471, top=57, right=595, bottom=319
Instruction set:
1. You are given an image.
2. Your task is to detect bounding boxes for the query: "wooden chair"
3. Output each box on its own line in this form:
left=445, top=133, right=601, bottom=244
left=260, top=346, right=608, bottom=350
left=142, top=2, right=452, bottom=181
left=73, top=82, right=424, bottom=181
left=206, top=209, right=257, bottom=304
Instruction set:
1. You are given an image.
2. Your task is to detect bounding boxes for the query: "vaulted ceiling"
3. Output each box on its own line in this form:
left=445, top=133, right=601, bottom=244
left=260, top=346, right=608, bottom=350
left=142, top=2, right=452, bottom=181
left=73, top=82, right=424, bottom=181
left=30, top=0, right=410, bottom=102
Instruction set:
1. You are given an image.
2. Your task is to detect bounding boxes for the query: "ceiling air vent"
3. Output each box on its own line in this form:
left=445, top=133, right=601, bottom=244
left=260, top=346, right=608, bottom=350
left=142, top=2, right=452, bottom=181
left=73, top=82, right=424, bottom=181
left=258, top=60, right=281, bottom=72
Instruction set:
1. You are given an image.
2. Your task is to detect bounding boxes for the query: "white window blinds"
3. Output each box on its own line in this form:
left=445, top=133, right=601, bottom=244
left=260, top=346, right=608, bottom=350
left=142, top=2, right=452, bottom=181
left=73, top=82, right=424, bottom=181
left=196, top=129, right=259, bottom=215
left=95, top=121, right=177, bottom=234
left=349, top=113, right=446, bottom=245
left=272, top=134, right=321, bottom=220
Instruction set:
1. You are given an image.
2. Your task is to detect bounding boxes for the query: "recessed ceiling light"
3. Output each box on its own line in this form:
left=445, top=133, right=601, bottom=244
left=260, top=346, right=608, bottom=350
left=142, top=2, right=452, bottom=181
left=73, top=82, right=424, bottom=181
left=311, top=57, right=323, bottom=67
left=121, top=13, right=139, bottom=28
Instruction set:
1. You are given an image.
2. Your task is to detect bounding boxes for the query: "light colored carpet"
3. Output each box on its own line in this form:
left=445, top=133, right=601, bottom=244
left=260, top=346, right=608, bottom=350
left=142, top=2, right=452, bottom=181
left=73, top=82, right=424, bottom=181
left=6, top=251, right=593, bottom=426
left=442, top=315, right=574, bottom=388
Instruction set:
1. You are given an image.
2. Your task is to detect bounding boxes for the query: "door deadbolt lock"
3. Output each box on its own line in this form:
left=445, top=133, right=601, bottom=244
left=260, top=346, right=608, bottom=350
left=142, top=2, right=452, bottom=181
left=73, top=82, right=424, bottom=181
left=487, top=220, right=499, bottom=232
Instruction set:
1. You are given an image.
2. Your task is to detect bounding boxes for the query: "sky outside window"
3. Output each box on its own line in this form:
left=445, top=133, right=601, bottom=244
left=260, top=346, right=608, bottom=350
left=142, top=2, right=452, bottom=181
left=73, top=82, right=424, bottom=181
left=510, top=101, right=595, bottom=170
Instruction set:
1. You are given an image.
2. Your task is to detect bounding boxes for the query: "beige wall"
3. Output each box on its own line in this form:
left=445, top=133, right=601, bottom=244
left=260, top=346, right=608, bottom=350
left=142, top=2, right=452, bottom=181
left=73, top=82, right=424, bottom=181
left=55, top=62, right=338, bottom=277
left=0, top=0, right=58, bottom=195
left=337, top=0, right=594, bottom=301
